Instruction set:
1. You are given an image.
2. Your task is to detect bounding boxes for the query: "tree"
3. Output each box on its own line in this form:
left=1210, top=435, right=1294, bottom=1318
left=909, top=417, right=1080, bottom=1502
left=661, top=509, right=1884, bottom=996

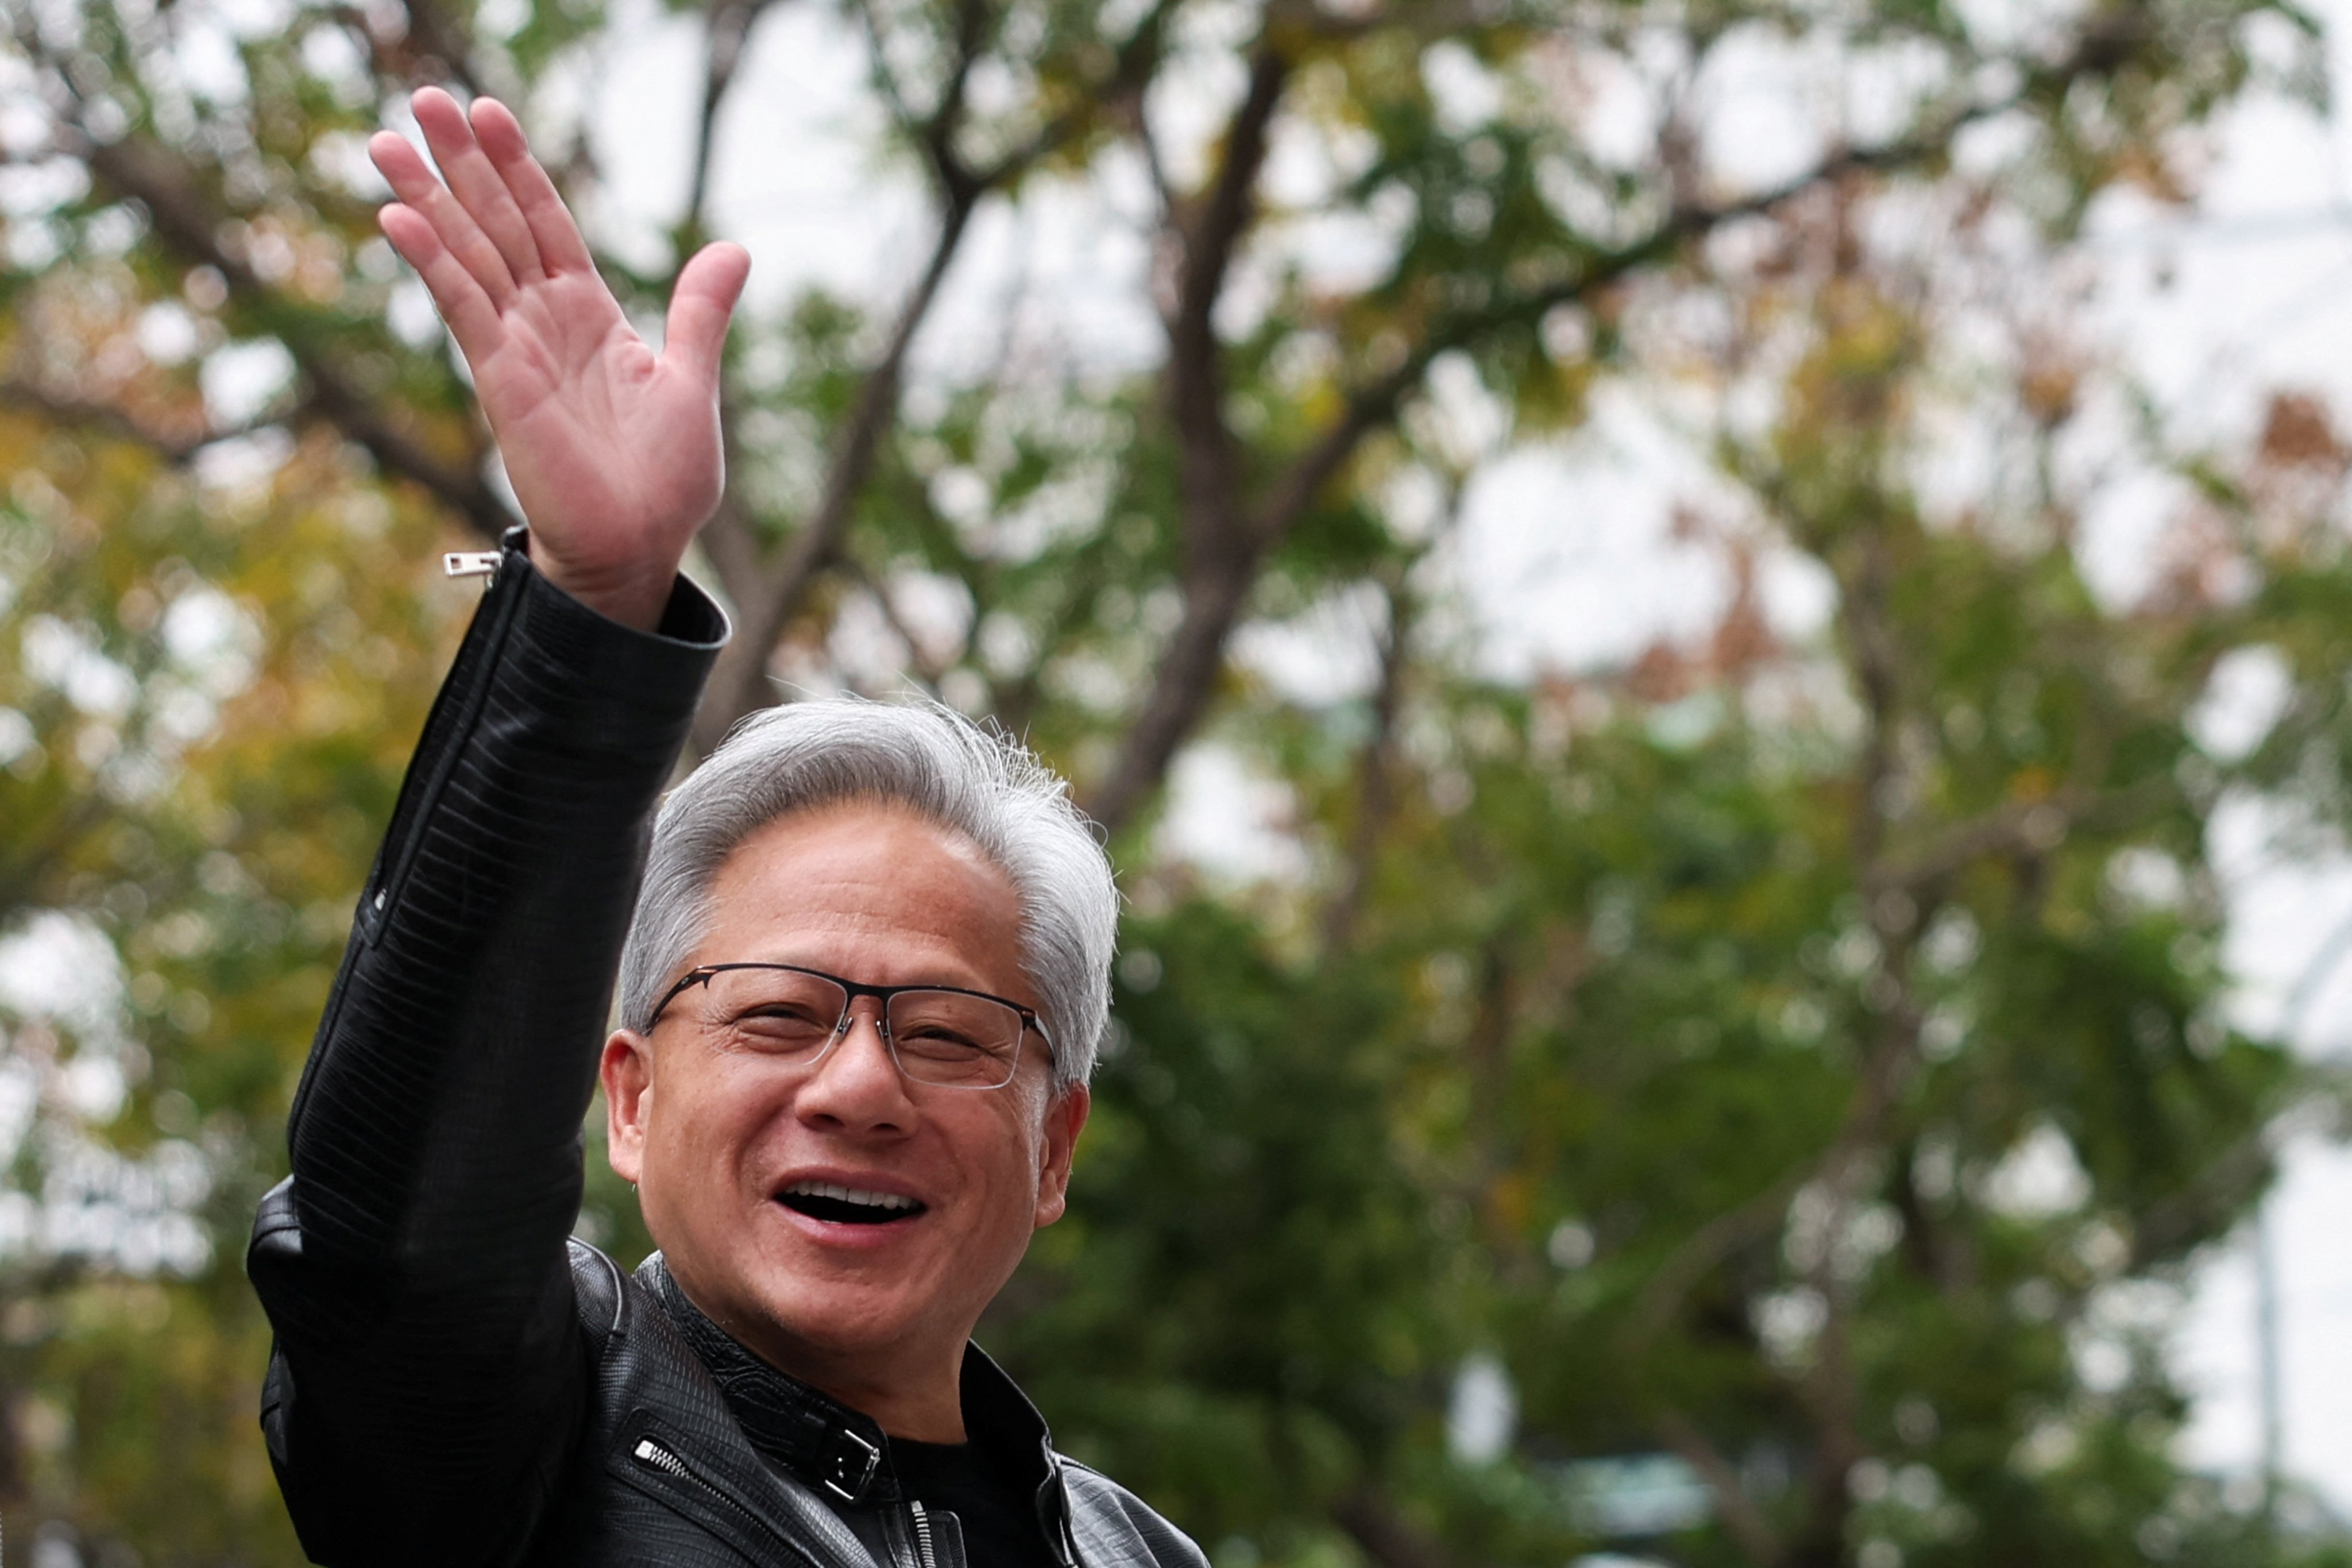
left=0, top=407, right=460, bottom=1557
left=2, top=0, right=2349, bottom=1562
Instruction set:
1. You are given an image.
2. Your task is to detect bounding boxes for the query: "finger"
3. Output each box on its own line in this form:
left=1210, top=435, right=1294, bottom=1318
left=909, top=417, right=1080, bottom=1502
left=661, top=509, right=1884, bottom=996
left=469, top=96, right=596, bottom=277
left=661, top=242, right=752, bottom=387
left=378, top=203, right=504, bottom=358
left=370, top=128, right=519, bottom=308
left=410, top=87, right=546, bottom=288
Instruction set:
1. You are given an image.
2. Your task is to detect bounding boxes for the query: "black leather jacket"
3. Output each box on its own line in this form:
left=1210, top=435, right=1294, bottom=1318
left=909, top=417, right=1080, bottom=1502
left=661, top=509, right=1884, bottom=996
left=247, top=536, right=1205, bottom=1568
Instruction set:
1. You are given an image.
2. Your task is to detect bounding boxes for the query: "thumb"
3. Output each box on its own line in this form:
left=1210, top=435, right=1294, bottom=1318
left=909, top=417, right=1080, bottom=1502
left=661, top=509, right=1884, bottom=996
left=662, top=241, right=751, bottom=385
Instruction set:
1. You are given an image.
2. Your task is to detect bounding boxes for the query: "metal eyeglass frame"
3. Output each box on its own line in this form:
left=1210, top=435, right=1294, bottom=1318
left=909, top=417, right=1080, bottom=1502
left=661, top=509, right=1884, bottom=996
left=644, top=961, right=1055, bottom=1090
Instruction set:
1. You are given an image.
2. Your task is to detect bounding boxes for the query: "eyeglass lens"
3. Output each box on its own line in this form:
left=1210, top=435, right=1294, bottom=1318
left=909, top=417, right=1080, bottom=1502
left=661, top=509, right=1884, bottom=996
left=683, top=966, right=1024, bottom=1088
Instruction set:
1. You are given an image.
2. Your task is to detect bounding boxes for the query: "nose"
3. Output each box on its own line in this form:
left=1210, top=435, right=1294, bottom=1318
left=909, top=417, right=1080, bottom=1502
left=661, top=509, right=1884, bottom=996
left=794, top=998, right=914, bottom=1133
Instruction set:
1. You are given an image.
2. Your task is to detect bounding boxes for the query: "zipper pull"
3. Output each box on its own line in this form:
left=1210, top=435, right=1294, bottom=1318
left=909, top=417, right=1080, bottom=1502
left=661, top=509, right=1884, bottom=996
left=443, top=550, right=501, bottom=584
left=908, top=1499, right=940, bottom=1568
left=633, top=1436, right=692, bottom=1478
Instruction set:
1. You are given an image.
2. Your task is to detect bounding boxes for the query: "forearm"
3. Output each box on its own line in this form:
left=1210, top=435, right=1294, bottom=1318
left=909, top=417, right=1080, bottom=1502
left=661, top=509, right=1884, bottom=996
left=257, top=530, right=722, bottom=1335
left=254, top=87, right=747, bottom=1559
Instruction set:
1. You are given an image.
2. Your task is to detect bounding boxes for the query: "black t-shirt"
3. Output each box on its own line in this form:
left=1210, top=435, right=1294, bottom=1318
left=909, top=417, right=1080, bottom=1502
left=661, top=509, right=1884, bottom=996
left=892, top=1436, right=1054, bottom=1568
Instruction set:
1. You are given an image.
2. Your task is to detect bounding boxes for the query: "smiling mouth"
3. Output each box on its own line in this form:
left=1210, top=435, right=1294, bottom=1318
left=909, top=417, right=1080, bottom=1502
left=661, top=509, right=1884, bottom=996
left=778, top=1180, right=928, bottom=1226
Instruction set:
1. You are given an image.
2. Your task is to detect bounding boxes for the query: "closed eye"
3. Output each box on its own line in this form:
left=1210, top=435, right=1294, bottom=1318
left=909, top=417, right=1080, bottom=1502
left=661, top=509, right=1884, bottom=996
left=895, top=1028, right=1005, bottom=1060
left=726, top=1006, right=837, bottom=1050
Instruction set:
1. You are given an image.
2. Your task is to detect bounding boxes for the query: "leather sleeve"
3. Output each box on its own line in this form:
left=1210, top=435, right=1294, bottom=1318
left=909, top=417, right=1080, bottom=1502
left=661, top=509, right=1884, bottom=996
left=247, top=532, right=726, bottom=1565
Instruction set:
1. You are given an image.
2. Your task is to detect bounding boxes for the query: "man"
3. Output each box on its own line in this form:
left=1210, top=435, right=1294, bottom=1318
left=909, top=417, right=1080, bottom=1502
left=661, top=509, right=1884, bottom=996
left=246, top=86, right=1204, bottom=1568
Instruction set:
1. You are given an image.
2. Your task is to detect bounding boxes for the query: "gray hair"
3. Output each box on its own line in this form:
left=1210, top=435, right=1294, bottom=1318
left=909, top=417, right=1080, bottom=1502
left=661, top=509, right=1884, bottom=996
left=617, top=698, right=1118, bottom=1091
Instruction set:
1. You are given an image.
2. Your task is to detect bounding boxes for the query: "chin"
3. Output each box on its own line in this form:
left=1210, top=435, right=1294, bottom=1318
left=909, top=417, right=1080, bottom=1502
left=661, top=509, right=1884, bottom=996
left=753, top=1278, right=930, bottom=1356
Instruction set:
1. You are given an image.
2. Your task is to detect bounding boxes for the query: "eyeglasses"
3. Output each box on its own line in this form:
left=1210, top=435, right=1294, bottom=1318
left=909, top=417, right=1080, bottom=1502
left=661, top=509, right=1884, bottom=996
left=645, top=962, right=1052, bottom=1091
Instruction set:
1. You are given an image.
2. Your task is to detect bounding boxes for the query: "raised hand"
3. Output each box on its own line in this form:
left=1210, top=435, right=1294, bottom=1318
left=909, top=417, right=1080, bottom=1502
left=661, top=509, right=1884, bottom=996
left=370, top=88, right=751, bottom=631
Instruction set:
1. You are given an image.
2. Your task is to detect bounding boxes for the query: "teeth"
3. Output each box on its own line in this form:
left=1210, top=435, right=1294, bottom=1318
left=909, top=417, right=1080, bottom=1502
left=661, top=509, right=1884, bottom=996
left=784, top=1180, right=920, bottom=1212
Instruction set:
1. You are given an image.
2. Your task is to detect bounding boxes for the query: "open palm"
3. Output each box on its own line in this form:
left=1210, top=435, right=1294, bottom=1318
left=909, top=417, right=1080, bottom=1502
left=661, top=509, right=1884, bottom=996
left=372, top=89, right=750, bottom=630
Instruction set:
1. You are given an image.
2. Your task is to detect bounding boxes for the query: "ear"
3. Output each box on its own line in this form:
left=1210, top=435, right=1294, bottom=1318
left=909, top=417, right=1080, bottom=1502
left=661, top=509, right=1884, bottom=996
left=601, top=1029, right=655, bottom=1184
left=1032, top=1084, right=1090, bottom=1230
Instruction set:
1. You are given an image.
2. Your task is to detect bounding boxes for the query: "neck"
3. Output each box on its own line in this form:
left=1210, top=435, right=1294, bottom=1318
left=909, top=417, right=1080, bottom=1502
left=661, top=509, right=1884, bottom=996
left=668, top=1266, right=971, bottom=1443
left=764, top=1334, right=969, bottom=1444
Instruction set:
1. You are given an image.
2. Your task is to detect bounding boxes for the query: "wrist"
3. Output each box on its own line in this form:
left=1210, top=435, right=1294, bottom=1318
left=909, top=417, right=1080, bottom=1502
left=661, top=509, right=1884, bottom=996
left=526, top=536, right=681, bottom=634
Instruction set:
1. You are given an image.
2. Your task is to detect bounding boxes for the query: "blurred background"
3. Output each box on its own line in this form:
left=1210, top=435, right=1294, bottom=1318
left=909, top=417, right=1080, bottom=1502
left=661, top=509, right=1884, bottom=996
left=10, top=0, right=2352, bottom=1563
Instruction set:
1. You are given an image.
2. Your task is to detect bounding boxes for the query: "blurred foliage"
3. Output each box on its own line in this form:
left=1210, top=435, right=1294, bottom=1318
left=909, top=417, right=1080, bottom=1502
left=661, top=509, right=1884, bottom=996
left=0, top=400, right=460, bottom=1562
left=5, top=0, right=2352, bottom=1565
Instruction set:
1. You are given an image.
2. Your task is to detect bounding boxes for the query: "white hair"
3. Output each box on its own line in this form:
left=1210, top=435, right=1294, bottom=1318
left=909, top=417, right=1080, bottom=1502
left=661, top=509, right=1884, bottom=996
left=617, top=698, right=1117, bottom=1091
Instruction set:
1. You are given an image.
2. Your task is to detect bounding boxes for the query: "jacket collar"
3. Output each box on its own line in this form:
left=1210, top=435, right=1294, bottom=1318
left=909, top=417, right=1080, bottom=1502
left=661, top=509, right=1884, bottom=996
left=639, top=1252, right=1065, bottom=1523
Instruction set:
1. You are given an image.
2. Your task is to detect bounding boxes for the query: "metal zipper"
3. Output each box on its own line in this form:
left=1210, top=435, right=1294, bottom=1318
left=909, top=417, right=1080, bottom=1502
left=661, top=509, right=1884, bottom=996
left=632, top=1434, right=880, bottom=1568
left=633, top=1435, right=787, bottom=1544
left=908, top=1500, right=940, bottom=1568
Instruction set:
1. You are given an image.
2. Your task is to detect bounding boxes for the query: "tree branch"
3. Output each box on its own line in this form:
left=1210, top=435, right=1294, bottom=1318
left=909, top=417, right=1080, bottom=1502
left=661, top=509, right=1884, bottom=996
left=691, top=194, right=976, bottom=752
left=75, top=132, right=514, bottom=539
left=0, top=377, right=221, bottom=462
left=1323, top=474, right=1461, bottom=952
left=1077, top=47, right=1289, bottom=833
left=1864, top=776, right=2175, bottom=894
left=688, top=10, right=1177, bottom=753
left=976, top=0, right=1181, bottom=190
left=1654, top=1408, right=1786, bottom=1567
left=1083, top=22, right=2160, bottom=834
left=1620, top=519, right=1929, bottom=1358
left=1166, top=45, right=1287, bottom=557
left=922, top=0, right=990, bottom=203
left=841, top=553, right=955, bottom=690
left=395, top=0, right=486, bottom=92
left=1319, top=576, right=1413, bottom=955
left=685, top=0, right=784, bottom=230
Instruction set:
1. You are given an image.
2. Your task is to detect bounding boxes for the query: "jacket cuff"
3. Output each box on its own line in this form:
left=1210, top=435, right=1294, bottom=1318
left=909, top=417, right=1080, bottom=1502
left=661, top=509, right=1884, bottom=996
left=480, top=530, right=729, bottom=768
left=497, top=526, right=729, bottom=716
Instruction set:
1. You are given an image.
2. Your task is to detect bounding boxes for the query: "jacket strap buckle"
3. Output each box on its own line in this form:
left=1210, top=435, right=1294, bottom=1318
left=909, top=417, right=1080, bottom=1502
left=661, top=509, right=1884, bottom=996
left=820, top=1427, right=883, bottom=1504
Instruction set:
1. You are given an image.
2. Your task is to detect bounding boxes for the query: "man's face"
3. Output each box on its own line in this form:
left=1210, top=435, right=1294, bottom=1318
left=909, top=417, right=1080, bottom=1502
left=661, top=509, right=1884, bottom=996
left=601, top=804, right=1087, bottom=1395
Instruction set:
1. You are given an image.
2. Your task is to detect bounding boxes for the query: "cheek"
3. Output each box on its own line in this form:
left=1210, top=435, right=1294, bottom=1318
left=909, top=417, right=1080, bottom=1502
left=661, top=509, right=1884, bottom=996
left=649, top=1057, right=776, bottom=1171
left=972, top=1107, right=1051, bottom=1211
